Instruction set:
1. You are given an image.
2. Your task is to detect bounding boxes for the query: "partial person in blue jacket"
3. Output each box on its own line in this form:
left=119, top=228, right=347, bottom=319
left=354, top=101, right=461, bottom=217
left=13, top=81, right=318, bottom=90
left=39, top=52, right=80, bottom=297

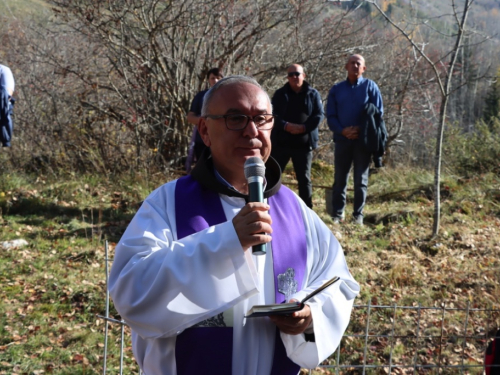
left=326, top=54, right=383, bottom=225
left=185, top=67, right=224, bottom=172
left=271, top=64, right=324, bottom=208
left=0, top=64, right=15, bottom=147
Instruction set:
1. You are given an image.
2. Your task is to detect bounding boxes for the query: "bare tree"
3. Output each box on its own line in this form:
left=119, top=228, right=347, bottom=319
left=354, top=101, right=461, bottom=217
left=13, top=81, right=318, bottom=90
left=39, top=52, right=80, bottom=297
left=10, top=0, right=490, bottom=181
left=39, top=0, right=297, bottom=171
left=24, top=0, right=389, bottom=172
left=366, top=0, right=478, bottom=237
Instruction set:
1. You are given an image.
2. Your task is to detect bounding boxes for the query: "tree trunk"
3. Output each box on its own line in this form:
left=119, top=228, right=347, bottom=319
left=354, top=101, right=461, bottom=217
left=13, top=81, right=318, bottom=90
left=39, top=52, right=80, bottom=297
left=432, top=96, right=448, bottom=236
left=432, top=0, right=472, bottom=237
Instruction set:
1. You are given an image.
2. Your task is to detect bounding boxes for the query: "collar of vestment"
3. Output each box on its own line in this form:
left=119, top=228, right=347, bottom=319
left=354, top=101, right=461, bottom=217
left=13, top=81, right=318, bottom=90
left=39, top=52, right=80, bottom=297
left=190, top=149, right=282, bottom=202
left=213, top=168, right=268, bottom=194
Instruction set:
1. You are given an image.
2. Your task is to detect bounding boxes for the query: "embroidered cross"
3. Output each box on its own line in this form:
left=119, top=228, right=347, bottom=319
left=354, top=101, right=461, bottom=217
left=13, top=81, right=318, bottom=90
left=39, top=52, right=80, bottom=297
left=278, top=268, right=298, bottom=302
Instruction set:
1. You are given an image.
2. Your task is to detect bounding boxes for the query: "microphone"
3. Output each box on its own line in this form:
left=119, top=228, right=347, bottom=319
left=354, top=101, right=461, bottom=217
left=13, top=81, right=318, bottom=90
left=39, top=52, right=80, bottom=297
left=244, top=157, right=267, bottom=255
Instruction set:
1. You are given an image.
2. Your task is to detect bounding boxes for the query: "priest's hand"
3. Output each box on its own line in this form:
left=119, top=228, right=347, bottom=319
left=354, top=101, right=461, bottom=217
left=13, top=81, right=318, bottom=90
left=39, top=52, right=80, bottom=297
left=232, top=202, right=273, bottom=250
left=269, top=302, right=312, bottom=335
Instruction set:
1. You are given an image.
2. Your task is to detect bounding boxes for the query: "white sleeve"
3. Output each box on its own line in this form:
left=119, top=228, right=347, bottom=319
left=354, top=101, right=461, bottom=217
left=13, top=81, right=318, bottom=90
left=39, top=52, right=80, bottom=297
left=280, top=199, right=360, bottom=369
left=0, top=65, right=14, bottom=94
left=108, top=181, right=259, bottom=340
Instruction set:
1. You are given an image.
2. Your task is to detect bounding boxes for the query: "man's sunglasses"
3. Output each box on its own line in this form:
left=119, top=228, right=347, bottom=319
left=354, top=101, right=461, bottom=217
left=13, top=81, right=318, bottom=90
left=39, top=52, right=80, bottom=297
left=287, top=72, right=301, bottom=78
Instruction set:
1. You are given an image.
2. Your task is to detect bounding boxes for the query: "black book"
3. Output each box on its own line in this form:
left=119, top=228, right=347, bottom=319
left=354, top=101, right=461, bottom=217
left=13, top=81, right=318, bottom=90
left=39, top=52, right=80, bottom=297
left=245, top=276, right=340, bottom=318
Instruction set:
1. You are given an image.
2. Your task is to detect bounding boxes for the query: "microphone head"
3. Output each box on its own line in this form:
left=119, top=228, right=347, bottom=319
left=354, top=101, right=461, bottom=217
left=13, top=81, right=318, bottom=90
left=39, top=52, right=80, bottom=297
left=244, top=157, right=266, bottom=179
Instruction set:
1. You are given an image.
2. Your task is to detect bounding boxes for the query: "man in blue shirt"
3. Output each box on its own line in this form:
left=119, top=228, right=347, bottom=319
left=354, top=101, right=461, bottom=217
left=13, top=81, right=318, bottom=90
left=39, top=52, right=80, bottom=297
left=326, top=54, right=383, bottom=225
left=271, top=64, right=324, bottom=208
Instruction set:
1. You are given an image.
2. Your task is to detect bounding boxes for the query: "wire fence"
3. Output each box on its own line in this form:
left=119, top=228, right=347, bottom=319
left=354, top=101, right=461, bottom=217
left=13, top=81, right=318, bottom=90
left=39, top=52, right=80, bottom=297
left=99, top=241, right=500, bottom=374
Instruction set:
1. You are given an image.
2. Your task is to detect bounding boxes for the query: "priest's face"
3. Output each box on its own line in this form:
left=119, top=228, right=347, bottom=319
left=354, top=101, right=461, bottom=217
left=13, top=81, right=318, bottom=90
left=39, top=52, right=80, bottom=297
left=198, top=81, right=273, bottom=184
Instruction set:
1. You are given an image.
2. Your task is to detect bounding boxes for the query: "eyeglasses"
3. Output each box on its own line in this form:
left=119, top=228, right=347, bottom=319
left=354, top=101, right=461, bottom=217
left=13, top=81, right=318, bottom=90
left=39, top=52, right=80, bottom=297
left=287, top=72, right=301, bottom=78
left=204, top=114, right=274, bottom=131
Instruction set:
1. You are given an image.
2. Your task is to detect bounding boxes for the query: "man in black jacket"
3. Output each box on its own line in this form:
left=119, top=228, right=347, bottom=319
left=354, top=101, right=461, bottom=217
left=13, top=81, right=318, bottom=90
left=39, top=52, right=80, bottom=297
left=271, top=64, right=324, bottom=208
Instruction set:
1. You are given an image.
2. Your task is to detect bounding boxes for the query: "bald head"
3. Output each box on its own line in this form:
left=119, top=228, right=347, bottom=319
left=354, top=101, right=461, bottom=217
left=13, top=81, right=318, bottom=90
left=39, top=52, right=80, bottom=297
left=287, top=64, right=304, bottom=73
left=345, top=54, right=366, bottom=84
left=201, top=75, right=270, bottom=117
left=287, top=64, right=306, bottom=93
left=347, top=54, right=365, bottom=65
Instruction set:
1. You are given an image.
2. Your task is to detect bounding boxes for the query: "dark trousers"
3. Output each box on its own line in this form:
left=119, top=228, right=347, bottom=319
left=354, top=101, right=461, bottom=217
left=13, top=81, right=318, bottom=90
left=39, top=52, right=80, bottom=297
left=331, top=140, right=371, bottom=218
left=272, top=146, right=313, bottom=208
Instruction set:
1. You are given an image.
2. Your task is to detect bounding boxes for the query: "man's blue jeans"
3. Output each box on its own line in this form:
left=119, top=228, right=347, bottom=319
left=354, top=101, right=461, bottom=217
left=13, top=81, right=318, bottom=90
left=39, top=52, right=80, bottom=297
left=331, top=140, right=372, bottom=219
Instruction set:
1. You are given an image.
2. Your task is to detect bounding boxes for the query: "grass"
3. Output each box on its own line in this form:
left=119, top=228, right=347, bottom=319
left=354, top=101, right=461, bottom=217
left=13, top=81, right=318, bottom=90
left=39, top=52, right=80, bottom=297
left=0, top=164, right=499, bottom=374
left=0, top=171, right=156, bottom=374
left=0, top=0, right=50, bottom=20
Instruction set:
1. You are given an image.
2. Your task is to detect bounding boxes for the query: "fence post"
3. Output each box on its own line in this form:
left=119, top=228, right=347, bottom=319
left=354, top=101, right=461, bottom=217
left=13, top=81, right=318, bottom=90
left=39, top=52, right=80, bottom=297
left=103, top=240, right=110, bottom=375
left=438, top=303, right=446, bottom=370
left=412, top=303, right=422, bottom=374
left=387, top=304, right=398, bottom=374
left=460, top=301, right=471, bottom=374
left=362, top=300, right=372, bottom=375
left=335, top=331, right=341, bottom=375
left=120, top=323, right=125, bottom=375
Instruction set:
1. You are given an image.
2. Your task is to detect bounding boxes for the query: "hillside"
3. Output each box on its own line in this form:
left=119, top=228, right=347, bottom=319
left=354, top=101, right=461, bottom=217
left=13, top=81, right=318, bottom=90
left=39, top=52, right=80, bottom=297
left=2, top=0, right=500, bottom=41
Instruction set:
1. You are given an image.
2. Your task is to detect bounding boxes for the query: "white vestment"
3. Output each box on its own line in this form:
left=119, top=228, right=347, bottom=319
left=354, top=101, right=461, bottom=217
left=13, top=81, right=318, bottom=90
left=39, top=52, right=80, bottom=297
left=109, top=180, right=360, bottom=375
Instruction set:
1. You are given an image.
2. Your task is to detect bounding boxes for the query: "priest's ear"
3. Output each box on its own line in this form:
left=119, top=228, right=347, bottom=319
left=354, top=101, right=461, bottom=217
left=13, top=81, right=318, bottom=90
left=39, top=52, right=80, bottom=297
left=197, top=117, right=212, bottom=147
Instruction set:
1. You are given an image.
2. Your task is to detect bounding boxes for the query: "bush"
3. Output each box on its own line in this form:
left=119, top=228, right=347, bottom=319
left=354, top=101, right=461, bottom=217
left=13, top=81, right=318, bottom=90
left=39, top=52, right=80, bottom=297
left=443, top=119, right=500, bottom=177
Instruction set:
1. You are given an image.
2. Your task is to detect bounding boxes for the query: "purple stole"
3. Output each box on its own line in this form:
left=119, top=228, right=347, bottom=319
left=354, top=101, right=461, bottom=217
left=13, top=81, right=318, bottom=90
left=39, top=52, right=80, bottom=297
left=174, top=175, right=307, bottom=375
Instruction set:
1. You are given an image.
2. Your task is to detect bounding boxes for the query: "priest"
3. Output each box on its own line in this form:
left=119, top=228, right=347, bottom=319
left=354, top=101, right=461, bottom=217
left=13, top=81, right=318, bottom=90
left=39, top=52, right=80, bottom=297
left=109, top=75, right=360, bottom=375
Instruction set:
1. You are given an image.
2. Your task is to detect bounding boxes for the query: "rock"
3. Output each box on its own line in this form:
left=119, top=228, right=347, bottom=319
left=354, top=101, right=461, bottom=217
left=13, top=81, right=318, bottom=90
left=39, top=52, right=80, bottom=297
left=2, top=239, right=28, bottom=249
